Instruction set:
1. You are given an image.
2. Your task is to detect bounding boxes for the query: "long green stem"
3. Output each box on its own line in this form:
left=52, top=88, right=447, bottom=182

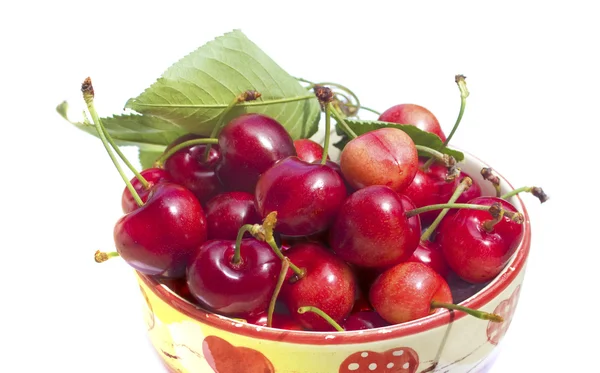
left=297, top=306, right=344, bottom=331
left=321, top=104, right=331, bottom=165
left=154, top=138, right=218, bottom=167
left=265, top=238, right=304, bottom=278
left=82, top=78, right=144, bottom=207
left=99, top=122, right=149, bottom=188
left=500, top=186, right=533, bottom=200
left=267, top=258, right=290, bottom=328
left=406, top=203, right=492, bottom=218
left=431, top=301, right=503, bottom=323
left=330, top=103, right=358, bottom=139
left=203, top=97, right=241, bottom=162
left=415, top=145, right=454, bottom=166
left=131, top=94, right=315, bottom=109
left=234, top=224, right=254, bottom=265
left=421, top=177, right=472, bottom=242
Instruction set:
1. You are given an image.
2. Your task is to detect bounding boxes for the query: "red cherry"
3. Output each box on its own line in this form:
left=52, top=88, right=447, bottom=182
left=369, top=262, right=452, bottom=324
left=114, top=182, right=207, bottom=278
left=343, top=311, right=389, bottom=331
left=215, top=113, right=296, bottom=193
left=121, top=167, right=172, bottom=213
left=329, top=185, right=420, bottom=268
left=186, top=238, right=282, bottom=318
left=340, top=128, right=418, bottom=193
left=163, top=134, right=222, bottom=204
left=436, top=196, right=524, bottom=283
left=255, top=157, right=347, bottom=236
left=293, top=139, right=328, bottom=163
left=204, top=192, right=261, bottom=240
left=247, top=312, right=305, bottom=331
left=281, top=243, right=356, bottom=331
left=378, top=103, right=446, bottom=141
left=406, top=240, right=450, bottom=279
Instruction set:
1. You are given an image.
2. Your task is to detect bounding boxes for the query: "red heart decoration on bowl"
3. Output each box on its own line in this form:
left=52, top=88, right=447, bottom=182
left=487, top=285, right=521, bottom=345
left=202, top=335, right=274, bottom=373
left=339, top=347, right=419, bottom=373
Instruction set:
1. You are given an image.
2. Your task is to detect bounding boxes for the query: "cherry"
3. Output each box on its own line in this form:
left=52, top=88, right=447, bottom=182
left=340, top=127, right=418, bottom=193
left=215, top=113, right=296, bottom=193
left=406, top=240, right=450, bottom=279
left=114, top=182, right=208, bottom=278
left=248, top=312, right=304, bottom=331
left=369, top=262, right=452, bottom=324
left=343, top=311, right=389, bottom=331
left=378, top=103, right=447, bottom=141
left=281, top=242, right=356, bottom=331
left=121, top=167, right=172, bottom=213
left=435, top=196, right=524, bottom=283
left=186, top=238, right=281, bottom=318
left=293, top=139, right=328, bottom=163
left=329, top=185, right=420, bottom=268
left=204, top=192, right=261, bottom=240
left=255, top=157, right=347, bottom=236
left=163, top=133, right=222, bottom=204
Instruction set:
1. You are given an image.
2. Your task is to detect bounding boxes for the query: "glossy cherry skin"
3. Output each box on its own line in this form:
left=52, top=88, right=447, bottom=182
left=204, top=192, right=261, bottom=240
left=216, top=113, right=296, bottom=193
left=378, top=103, right=446, bottom=141
left=329, top=185, right=420, bottom=268
left=163, top=134, right=222, bottom=204
left=369, top=262, right=452, bottom=324
left=294, top=139, right=328, bottom=163
left=114, top=182, right=207, bottom=278
left=402, top=168, right=439, bottom=225
left=343, top=311, right=389, bottom=331
left=436, top=196, right=524, bottom=283
left=281, top=243, right=356, bottom=331
left=186, top=239, right=281, bottom=318
left=255, top=157, right=347, bottom=236
left=247, top=312, right=305, bottom=331
left=121, top=168, right=172, bottom=213
left=340, top=128, right=418, bottom=193
left=406, top=240, right=450, bottom=279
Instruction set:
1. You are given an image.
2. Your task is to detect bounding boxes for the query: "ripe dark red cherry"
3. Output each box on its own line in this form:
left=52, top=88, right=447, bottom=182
left=329, top=185, right=420, bottom=268
left=215, top=113, right=296, bottom=193
left=370, top=262, right=452, bottom=324
left=281, top=243, right=356, bottom=331
left=204, top=192, right=261, bottom=240
left=163, top=134, right=222, bottom=204
left=378, top=103, right=447, bottom=141
left=121, top=167, right=172, bottom=213
left=407, top=240, right=450, bottom=279
left=114, top=182, right=207, bottom=278
left=247, top=312, right=305, bottom=331
left=255, top=157, right=347, bottom=236
left=436, top=196, right=524, bottom=283
left=293, top=139, right=328, bottom=163
left=343, top=311, right=389, bottom=331
left=186, top=238, right=281, bottom=318
left=340, top=128, right=418, bottom=193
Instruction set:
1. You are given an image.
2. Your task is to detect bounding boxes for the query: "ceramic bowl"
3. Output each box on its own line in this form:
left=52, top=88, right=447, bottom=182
left=135, top=151, right=531, bottom=373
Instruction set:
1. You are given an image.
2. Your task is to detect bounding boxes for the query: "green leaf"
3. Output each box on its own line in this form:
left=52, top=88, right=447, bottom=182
left=139, top=149, right=164, bottom=170
left=125, top=30, right=321, bottom=140
left=333, top=119, right=464, bottom=162
left=57, top=101, right=186, bottom=152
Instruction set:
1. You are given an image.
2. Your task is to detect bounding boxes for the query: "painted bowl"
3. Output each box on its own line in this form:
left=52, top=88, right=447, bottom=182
left=135, top=151, right=531, bottom=373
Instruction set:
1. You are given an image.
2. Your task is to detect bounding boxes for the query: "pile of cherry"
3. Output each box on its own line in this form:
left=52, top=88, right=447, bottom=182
left=89, top=80, right=547, bottom=333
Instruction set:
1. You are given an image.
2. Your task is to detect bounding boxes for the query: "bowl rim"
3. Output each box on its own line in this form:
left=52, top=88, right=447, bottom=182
left=137, top=150, right=531, bottom=345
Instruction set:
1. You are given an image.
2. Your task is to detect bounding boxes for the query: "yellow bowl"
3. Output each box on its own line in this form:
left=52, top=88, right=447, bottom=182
left=135, top=152, right=531, bottom=373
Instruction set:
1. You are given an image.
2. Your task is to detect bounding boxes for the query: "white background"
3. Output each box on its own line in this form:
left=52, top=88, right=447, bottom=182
left=1, top=1, right=597, bottom=372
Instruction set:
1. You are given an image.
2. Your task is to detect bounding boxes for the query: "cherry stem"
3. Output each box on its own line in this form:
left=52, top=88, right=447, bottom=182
left=297, top=306, right=344, bottom=332
left=82, top=77, right=144, bottom=207
left=94, top=250, right=120, bottom=263
left=422, top=74, right=469, bottom=169
left=321, top=100, right=332, bottom=164
left=267, top=257, right=290, bottom=328
left=343, top=103, right=381, bottom=116
left=421, top=177, right=473, bottom=242
left=415, top=145, right=456, bottom=168
left=481, top=167, right=501, bottom=197
left=266, top=239, right=305, bottom=279
left=482, top=206, right=505, bottom=232
left=406, top=202, right=522, bottom=222
left=330, top=103, right=358, bottom=138
left=430, top=301, right=504, bottom=323
left=153, top=138, right=219, bottom=167
left=501, top=186, right=549, bottom=204
left=234, top=224, right=255, bottom=265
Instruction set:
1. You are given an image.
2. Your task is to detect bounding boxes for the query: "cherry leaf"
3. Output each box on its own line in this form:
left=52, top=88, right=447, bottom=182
left=124, top=29, right=320, bottom=140
left=334, top=118, right=464, bottom=161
